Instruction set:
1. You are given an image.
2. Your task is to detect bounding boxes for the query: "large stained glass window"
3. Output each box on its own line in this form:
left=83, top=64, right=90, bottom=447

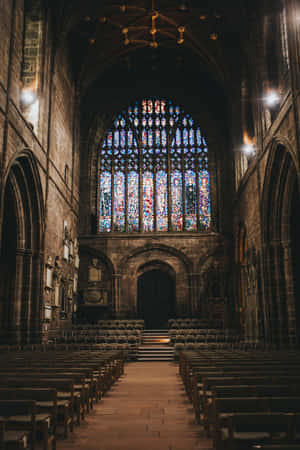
left=99, top=99, right=211, bottom=232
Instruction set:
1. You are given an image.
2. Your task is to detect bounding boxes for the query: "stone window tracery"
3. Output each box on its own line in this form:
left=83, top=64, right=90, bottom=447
left=99, top=99, right=211, bottom=233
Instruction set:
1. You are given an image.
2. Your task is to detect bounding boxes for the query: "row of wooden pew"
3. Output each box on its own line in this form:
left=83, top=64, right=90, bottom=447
left=0, top=349, right=126, bottom=449
left=179, top=349, right=300, bottom=450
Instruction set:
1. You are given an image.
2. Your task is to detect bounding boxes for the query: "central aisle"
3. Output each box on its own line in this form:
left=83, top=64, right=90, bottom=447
left=58, top=362, right=213, bottom=450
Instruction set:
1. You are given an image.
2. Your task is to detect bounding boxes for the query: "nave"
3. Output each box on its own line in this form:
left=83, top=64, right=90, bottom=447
left=58, top=362, right=213, bottom=450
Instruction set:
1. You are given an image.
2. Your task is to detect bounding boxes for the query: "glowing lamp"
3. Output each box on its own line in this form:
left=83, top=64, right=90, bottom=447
left=264, top=91, right=280, bottom=107
left=20, top=89, right=35, bottom=106
left=243, top=143, right=255, bottom=155
left=210, top=32, right=218, bottom=41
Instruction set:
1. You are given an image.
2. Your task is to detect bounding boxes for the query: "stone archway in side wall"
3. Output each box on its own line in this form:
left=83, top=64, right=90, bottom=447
left=0, top=151, right=44, bottom=344
left=117, top=246, right=191, bottom=319
left=261, top=139, right=300, bottom=347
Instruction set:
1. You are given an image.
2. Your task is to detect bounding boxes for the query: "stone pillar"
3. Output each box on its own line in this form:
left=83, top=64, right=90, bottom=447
left=189, top=273, right=201, bottom=316
left=113, top=274, right=122, bottom=316
left=261, top=242, right=272, bottom=344
left=282, top=240, right=297, bottom=346
left=12, top=249, right=27, bottom=344
left=31, top=251, right=43, bottom=344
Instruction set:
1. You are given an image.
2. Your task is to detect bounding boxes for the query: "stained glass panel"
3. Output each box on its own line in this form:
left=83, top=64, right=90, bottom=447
left=142, top=100, right=147, bottom=114
left=113, top=171, right=125, bottom=231
left=142, top=129, right=147, bottom=146
left=155, top=100, right=160, bottom=114
left=185, top=170, right=197, bottom=231
left=143, top=171, right=154, bottom=231
left=99, top=172, right=111, bottom=232
left=114, top=130, right=119, bottom=147
left=196, top=128, right=202, bottom=146
left=128, top=130, right=133, bottom=147
left=155, top=129, right=160, bottom=146
left=156, top=170, right=168, bottom=231
left=107, top=132, right=112, bottom=147
left=189, top=129, right=194, bottom=146
left=199, top=170, right=211, bottom=230
left=183, top=128, right=188, bottom=146
left=176, top=129, right=181, bottom=146
left=148, top=129, right=153, bottom=147
left=171, top=170, right=183, bottom=231
left=128, top=171, right=139, bottom=231
left=120, top=130, right=126, bottom=147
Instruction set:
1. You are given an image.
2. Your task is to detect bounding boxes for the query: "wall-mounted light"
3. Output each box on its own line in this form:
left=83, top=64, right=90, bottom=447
left=242, top=143, right=255, bottom=155
left=264, top=91, right=280, bottom=108
left=242, top=132, right=255, bottom=155
left=177, top=26, right=185, bottom=44
left=20, top=89, right=36, bottom=106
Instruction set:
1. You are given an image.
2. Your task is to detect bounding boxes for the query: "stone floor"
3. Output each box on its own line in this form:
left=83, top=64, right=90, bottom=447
left=58, top=362, right=213, bottom=450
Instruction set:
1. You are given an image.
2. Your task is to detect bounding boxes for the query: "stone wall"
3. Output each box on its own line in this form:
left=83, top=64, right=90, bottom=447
left=0, top=1, right=80, bottom=342
left=78, top=233, right=232, bottom=325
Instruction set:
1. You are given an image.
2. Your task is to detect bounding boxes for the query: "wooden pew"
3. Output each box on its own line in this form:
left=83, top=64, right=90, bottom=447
left=220, top=412, right=294, bottom=450
left=0, top=378, right=78, bottom=428
left=0, top=388, right=71, bottom=439
left=213, top=397, right=300, bottom=450
left=0, top=400, right=55, bottom=450
left=0, top=419, right=30, bottom=450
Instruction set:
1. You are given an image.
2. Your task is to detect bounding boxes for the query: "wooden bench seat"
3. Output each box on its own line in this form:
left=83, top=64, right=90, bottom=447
left=219, top=413, right=295, bottom=450
left=0, top=400, right=55, bottom=450
left=213, top=397, right=300, bottom=448
left=0, top=378, right=78, bottom=429
left=0, top=388, right=71, bottom=439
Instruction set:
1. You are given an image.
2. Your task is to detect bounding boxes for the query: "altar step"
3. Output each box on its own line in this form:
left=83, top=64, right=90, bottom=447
left=137, top=330, right=174, bottom=361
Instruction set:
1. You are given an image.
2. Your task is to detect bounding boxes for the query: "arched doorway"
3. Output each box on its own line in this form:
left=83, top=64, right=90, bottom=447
left=0, top=178, right=18, bottom=341
left=291, top=179, right=300, bottom=345
left=138, top=269, right=175, bottom=329
left=263, top=143, right=300, bottom=347
left=0, top=154, right=43, bottom=344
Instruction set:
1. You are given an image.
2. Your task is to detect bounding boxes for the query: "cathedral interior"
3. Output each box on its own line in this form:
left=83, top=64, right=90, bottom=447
left=1, top=0, right=300, bottom=449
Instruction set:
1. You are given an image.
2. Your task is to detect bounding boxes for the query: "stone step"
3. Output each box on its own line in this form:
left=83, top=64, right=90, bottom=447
left=138, top=350, right=174, bottom=353
left=137, top=357, right=173, bottom=362
left=138, top=346, right=174, bottom=350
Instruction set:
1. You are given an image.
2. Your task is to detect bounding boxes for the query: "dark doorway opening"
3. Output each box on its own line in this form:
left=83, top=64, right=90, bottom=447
left=291, top=180, right=300, bottom=346
left=138, top=269, right=175, bottom=329
left=0, top=180, right=17, bottom=340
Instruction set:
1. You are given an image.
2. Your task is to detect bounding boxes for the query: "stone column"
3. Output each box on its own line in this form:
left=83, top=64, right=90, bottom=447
left=31, top=251, right=43, bottom=344
left=282, top=240, right=297, bottom=346
left=113, top=274, right=122, bottom=316
left=189, top=273, right=201, bottom=316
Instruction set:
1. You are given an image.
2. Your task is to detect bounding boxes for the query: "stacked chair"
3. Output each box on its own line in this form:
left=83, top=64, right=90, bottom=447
left=178, top=348, right=300, bottom=450
left=47, top=320, right=145, bottom=359
left=0, top=347, right=126, bottom=449
left=168, top=319, right=240, bottom=351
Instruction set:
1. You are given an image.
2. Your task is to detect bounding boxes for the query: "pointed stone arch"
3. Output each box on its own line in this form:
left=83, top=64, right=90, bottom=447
left=0, top=150, right=44, bottom=343
left=261, top=139, right=300, bottom=347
